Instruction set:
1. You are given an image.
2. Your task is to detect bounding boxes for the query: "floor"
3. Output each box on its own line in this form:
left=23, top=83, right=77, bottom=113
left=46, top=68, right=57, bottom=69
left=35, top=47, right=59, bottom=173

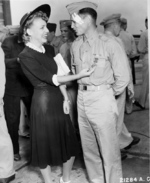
left=10, top=83, right=149, bottom=183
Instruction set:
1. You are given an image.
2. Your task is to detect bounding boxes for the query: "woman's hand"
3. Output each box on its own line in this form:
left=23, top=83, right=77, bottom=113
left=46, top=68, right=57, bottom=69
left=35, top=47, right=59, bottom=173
left=63, top=100, right=70, bottom=114
left=78, top=67, right=95, bottom=79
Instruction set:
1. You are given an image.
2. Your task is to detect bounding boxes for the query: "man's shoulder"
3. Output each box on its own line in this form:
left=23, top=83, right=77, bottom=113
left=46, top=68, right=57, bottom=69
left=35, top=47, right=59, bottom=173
left=100, top=33, right=119, bottom=45
left=4, top=35, right=17, bottom=42
left=97, top=33, right=111, bottom=42
left=2, top=35, right=17, bottom=46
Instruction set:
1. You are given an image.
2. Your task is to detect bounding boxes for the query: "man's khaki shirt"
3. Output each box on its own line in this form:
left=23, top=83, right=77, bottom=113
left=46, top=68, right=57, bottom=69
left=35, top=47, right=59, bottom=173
left=71, top=30, right=130, bottom=96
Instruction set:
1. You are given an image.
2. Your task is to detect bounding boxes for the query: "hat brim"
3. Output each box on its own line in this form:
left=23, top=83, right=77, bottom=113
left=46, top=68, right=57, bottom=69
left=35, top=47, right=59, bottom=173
left=21, top=4, right=51, bottom=27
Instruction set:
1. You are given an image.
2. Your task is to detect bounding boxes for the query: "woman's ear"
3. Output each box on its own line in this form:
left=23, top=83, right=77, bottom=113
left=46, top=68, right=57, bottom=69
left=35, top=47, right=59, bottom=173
left=27, top=28, right=32, bottom=36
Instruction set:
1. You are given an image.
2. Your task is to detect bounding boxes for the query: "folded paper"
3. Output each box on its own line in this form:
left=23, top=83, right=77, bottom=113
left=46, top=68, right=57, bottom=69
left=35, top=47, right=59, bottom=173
left=54, top=53, right=70, bottom=76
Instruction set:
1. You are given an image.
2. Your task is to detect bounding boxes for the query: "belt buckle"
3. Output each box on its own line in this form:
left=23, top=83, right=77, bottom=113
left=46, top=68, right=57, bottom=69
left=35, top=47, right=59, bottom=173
left=83, top=85, right=87, bottom=90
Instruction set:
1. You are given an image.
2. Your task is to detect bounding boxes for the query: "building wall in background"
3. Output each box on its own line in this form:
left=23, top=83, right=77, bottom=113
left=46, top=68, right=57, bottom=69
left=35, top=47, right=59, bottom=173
left=10, top=0, right=147, bottom=35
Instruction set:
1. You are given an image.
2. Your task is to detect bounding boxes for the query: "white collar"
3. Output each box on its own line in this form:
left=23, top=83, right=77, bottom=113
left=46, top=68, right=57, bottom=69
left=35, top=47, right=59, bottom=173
left=26, top=42, right=45, bottom=53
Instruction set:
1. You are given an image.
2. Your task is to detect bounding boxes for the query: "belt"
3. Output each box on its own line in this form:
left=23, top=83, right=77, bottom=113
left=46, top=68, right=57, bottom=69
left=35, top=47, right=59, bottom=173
left=78, top=84, right=110, bottom=91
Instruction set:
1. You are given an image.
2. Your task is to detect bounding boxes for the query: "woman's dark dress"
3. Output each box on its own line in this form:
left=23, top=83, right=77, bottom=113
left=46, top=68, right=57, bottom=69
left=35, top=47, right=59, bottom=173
left=19, top=45, right=79, bottom=169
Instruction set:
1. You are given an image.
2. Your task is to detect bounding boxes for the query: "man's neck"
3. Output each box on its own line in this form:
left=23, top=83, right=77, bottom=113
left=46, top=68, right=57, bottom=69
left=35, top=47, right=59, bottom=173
left=104, top=30, right=114, bottom=37
left=84, top=26, right=97, bottom=40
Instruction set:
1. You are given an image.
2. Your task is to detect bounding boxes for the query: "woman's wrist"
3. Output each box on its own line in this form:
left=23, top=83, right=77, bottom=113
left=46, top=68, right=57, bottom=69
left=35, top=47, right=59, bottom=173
left=63, top=99, right=70, bottom=103
left=77, top=72, right=81, bottom=79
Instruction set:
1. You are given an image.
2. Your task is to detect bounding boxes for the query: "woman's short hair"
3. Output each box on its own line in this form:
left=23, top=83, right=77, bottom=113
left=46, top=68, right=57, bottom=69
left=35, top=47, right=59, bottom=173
left=78, top=8, right=97, bottom=22
left=22, top=11, right=48, bottom=43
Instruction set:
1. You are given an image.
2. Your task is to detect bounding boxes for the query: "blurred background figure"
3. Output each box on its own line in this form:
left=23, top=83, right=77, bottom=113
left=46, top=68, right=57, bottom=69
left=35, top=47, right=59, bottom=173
left=46, top=22, right=57, bottom=45
left=2, top=14, right=33, bottom=162
left=47, top=22, right=65, bottom=55
left=0, top=26, right=15, bottom=183
left=134, top=18, right=149, bottom=109
left=59, top=20, right=78, bottom=133
left=119, top=17, right=138, bottom=114
left=100, top=14, right=140, bottom=157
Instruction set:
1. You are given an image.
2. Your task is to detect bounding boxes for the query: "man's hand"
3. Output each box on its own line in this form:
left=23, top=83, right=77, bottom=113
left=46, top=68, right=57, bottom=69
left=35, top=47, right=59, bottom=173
left=127, top=88, right=134, bottom=99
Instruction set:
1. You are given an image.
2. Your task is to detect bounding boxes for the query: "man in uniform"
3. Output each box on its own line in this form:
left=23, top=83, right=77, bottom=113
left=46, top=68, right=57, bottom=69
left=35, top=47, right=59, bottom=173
left=119, top=18, right=138, bottom=114
left=100, top=14, right=140, bottom=152
left=2, top=14, right=33, bottom=161
left=0, top=26, right=15, bottom=183
left=66, top=2, right=130, bottom=183
left=135, top=18, right=149, bottom=109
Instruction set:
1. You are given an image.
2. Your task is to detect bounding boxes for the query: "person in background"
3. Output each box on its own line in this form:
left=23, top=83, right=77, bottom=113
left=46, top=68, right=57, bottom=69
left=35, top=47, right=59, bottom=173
left=2, top=14, right=33, bottom=161
left=46, top=22, right=57, bottom=45
left=59, top=20, right=78, bottom=131
left=18, top=4, right=94, bottom=183
left=0, top=26, right=15, bottom=183
left=134, top=18, right=149, bottom=109
left=46, top=22, right=65, bottom=55
left=66, top=2, right=130, bottom=182
left=100, top=14, right=140, bottom=154
left=119, top=17, right=138, bottom=114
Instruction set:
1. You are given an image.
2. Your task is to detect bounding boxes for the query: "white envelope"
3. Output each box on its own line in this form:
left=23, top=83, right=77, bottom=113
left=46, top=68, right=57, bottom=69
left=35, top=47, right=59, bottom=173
left=54, top=53, right=70, bottom=76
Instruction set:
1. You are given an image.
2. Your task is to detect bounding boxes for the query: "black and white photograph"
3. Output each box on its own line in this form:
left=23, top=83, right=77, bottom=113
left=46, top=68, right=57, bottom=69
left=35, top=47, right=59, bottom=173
left=0, top=0, right=149, bottom=183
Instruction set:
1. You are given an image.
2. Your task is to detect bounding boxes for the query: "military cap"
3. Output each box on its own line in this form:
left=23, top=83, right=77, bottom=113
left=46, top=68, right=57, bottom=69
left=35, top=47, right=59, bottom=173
left=120, top=18, right=127, bottom=24
left=66, top=1, right=98, bottom=15
left=60, top=20, right=72, bottom=29
left=47, top=23, right=57, bottom=33
left=100, top=13, right=121, bottom=26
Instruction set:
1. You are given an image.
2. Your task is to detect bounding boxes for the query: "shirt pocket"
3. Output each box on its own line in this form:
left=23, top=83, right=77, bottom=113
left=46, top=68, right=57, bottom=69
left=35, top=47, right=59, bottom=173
left=92, top=57, right=106, bottom=78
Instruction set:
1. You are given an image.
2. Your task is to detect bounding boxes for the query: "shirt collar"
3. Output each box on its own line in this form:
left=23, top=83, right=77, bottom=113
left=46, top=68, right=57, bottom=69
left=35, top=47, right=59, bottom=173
left=26, top=42, right=45, bottom=53
left=83, top=29, right=99, bottom=47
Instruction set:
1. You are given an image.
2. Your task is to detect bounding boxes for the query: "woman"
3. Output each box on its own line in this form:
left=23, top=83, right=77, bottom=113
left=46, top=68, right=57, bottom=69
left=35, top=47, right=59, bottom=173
left=19, top=4, right=94, bottom=183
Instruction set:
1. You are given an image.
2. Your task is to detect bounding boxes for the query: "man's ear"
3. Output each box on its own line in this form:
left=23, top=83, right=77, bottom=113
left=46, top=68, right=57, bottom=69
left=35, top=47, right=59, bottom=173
left=86, top=15, right=92, bottom=25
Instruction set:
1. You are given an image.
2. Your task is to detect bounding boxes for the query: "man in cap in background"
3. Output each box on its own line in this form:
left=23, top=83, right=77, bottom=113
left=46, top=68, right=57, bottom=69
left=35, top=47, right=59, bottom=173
left=119, top=18, right=137, bottom=58
left=66, top=2, right=130, bottom=183
left=119, top=17, right=138, bottom=114
left=100, top=14, right=140, bottom=153
left=59, top=20, right=78, bottom=133
left=59, top=20, right=76, bottom=45
left=2, top=13, right=33, bottom=161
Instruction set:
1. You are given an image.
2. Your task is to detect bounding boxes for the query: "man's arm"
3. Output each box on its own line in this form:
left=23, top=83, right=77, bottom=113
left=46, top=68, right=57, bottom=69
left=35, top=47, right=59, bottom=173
left=0, top=47, right=5, bottom=99
left=2, top=37, right=19, bottom=69
left=107, top=40, right=130, bottom=96
left=138, top=32, right=147, bottom=54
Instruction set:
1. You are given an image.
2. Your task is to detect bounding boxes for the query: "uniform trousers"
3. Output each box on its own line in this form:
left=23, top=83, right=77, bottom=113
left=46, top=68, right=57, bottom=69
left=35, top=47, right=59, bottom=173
left=116, top=90, right=133, bottom=149
left=77, top=86, right=122, bottom=183
left=0, top=101, right=15, bottom=178
left=4, top=94, right=31, bottom=154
